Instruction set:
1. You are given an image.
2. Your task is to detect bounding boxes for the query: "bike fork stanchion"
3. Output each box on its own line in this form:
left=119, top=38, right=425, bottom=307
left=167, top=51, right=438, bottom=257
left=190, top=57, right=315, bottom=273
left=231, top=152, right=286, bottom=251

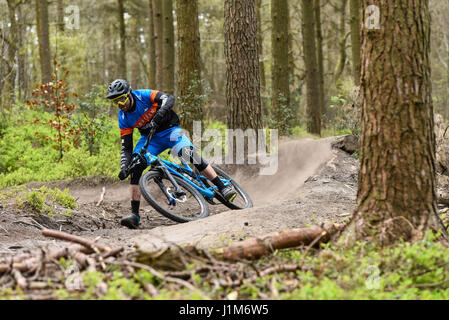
left=159, top=165, right=186, bottom=197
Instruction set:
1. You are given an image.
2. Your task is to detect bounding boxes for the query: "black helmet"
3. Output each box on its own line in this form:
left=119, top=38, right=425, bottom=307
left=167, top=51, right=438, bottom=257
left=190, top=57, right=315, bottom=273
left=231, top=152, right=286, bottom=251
left=106, top=79, right=132, bottom=99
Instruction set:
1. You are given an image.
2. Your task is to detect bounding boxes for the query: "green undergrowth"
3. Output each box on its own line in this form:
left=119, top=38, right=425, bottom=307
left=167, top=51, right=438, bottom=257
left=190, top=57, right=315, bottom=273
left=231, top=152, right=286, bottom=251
left=4, top=230, right=447, bottom=300
left=16, top=186, right=77, bottom=217
left=0, top=107, right=120, bottom=188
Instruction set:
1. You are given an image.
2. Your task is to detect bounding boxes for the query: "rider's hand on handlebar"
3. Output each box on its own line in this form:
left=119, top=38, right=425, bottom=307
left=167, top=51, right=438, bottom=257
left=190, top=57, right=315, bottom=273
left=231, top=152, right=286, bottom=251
left=129, top=153, right=148, bottom=174
left=151, top=110, right=165, bottom=127
left=118, top=168, right=128, bottom=180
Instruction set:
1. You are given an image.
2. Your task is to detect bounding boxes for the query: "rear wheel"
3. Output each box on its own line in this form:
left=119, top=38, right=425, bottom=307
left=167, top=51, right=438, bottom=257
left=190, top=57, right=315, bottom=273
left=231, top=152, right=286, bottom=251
left=139, top=170, right=209, bottom=223
left=212, top=166, right=253, bottom=210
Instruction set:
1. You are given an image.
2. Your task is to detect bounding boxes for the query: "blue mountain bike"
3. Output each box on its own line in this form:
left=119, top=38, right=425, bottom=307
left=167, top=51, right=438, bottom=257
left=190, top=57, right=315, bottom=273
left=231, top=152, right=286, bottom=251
left=124, top=127, right=253, bottom=223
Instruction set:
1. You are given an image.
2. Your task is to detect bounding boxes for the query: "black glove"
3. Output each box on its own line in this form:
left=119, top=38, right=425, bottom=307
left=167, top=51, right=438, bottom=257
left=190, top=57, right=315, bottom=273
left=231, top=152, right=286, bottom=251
left=151, top=110, right=166, bottom=127
left=129, top=153, right=148, bottom=175
left=118, top=168, right=128, bottom=180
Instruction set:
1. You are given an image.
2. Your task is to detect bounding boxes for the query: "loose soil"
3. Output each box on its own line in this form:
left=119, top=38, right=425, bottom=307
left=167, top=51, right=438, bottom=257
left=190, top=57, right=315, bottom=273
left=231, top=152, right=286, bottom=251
left=0, top=136, right=359, bottom=257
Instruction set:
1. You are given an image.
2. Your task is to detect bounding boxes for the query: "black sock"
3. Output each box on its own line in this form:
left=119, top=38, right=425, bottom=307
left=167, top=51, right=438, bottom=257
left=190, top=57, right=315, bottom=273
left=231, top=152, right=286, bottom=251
left=131, top=200, right=140, bottom=215
left=211, top=176, right=226, bottom=190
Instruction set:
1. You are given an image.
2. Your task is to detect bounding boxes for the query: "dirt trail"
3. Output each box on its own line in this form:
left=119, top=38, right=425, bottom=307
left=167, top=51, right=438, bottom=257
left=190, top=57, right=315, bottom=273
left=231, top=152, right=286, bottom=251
left=0, top=136, right=358, bottom=256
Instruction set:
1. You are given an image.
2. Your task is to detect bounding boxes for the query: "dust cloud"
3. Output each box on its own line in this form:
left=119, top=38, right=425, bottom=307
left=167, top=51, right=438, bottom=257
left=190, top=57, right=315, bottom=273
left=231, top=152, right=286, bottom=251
left=235, top=138, right=333, bottom=206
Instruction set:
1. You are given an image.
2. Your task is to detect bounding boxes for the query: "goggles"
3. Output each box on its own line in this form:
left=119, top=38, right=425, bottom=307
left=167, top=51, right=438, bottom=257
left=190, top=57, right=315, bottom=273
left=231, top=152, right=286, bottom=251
left=111, top=93, right=129, bottom=108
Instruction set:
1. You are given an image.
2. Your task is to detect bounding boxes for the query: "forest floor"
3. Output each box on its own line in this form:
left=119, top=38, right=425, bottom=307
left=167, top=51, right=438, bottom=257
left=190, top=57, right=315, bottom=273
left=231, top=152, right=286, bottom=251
left=0, top=135, right=359, bottom=258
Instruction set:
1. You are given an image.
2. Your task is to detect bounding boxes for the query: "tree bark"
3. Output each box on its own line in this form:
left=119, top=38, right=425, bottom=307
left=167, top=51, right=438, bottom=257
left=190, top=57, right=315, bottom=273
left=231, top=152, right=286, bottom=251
left=148, top=0, right=156, bottom=88
left=256, top=0, right=265, bottom=93
left=176, top=0, right=203, bottom=133
left=17, top=4, right=27, bottom=100
left=117, top=0, right=127, bottom=79
left=35, top=0, right=52, bottom=84
left=224, top=0, right=262, bottom=132
left=152, top=0, right=163, bottom=88
left=301, top=0, right=321, bottom=135
left=162, top=0, right=175, bottom=94
left=271, top=0, right=290, bottom=135
left=350, top=0, right=361, bottom=85
left=2, top=0, right=19, bottom=108
left=130, top=15, right=140, bottom=88
left=57, top=0, right=64, bottom=32
left=334, top=0, right=348, bottom=82
left=314, top=0, right=325, bottom=122
left=351, top=0, right=436, bottom=244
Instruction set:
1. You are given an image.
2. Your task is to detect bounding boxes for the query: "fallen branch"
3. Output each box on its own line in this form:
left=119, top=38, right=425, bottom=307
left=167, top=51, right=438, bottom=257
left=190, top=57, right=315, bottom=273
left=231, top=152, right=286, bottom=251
left=215, top=222, right=341, bottom=261
left=42, top=229, right=110, bottom=253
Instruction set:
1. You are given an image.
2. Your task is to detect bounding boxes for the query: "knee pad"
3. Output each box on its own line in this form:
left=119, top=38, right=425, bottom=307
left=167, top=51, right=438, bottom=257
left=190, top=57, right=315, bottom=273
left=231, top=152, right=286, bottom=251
left=177, top=146, right=209, bottom=172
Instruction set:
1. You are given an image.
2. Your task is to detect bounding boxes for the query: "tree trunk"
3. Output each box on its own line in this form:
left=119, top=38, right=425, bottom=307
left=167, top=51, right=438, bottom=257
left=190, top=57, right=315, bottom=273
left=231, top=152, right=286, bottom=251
left=152, top=0, right=163, bottom=88
left=130, top=16, right=140, bottom=88
left=35, top=0, right=52, bottom=84
left=162, top=0, right=175, bottom=94
left=334, top=0, right=348, bottom=82
left=17, top=4, right=27, bottom=100
left=176, top=0, right=203, bottom=133
left=351, top=0, right=436, bottom=244
left=117, top=0, right=127, bottom=79
left=57, top=0, right=64, bottom=32
left=256, top=0, right=266, bottom=96
left=301, top=0, right=321, bottom=135
left=271, top=0, right=290, bottom=135
left=148, top=0, right=156, bottom=88
left=2, top=0, right=19, bottom=108
left=224, top=0, right=262, bottom=131
left=350, top=0, right=361, bottom=85
left=314, top=0, right=325, bottom=122
left=104, top=24, right=114, bottom=82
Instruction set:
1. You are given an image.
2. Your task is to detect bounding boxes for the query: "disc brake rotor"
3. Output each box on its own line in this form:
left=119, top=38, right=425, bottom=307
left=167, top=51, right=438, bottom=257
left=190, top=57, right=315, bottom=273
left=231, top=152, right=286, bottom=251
left=166, top=187, right=187, bottom=203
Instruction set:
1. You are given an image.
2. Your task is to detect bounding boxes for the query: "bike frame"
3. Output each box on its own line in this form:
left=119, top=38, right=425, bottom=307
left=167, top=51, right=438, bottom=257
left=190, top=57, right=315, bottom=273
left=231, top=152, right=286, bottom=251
left=139, top=127, right=230, bottom=202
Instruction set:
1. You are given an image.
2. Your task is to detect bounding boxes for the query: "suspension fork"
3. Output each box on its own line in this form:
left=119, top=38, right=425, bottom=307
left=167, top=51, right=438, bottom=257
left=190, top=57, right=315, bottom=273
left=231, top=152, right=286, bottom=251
left=155, top=159, right=186, bottom=197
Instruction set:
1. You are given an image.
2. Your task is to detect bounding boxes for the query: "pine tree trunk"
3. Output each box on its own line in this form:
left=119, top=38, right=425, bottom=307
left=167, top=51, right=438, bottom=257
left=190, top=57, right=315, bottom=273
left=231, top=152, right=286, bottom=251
left=130, top=16, right=140, bottom=88
left=271, top=0, right=290, bottom=135
left=17, top=4, right=27, bottom=100
left=351, top=0, right=436, bottom=244
left=104, top=24, right=114, bottom=82
left=3, top=0, right=18, bottom=107
left=301, top=0, right=321, bottom=135
left=256, top=0, right=266, bottom=92
left=35, top=0, right=52, bottom=84
left=57, top=0, right=64, bottom=32
left=314, top=0, right=325, bottom=121
left=152, top=0, right=163, bottom=88
left=224, top=0, right=262, bottom=132
left=176, top=0, right=202, bottom=133
left=117, top=0, right=127, bottom=79
left=162, top=0, right=175, bottom=94
left=334, top=0, right=348, bottom=82
left=148, top=0, right=156, bottom=88
left=350, top=0, right=361, bottom=85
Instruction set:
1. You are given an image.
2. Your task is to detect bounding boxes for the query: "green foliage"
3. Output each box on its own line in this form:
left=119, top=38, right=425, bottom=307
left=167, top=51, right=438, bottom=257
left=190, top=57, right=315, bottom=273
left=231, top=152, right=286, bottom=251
left=178, top=71, right=209, bottom=128
left=17, top=186, right=76, bottom=216
left=27, top=61, right=81, bottom=160
left=71, top=85, right=113, bottom=156
left=325, top=83, right=361, bottom=137
left=0, top=104, right=120, bottom=188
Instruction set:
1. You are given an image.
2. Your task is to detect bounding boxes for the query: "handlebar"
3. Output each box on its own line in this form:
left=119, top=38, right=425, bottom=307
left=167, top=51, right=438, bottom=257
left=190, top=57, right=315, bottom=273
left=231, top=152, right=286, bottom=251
left=123, top=126, right=157, bottom=179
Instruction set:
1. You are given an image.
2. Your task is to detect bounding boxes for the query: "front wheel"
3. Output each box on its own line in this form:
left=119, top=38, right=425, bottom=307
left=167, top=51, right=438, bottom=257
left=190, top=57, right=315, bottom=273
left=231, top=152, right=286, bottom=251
left=212, top=166, right=253, bottom=210
left=139, top=170, right=210, bottom=223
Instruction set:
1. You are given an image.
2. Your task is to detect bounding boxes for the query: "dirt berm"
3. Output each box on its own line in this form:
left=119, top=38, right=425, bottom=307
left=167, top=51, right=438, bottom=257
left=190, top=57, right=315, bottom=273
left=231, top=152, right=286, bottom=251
left=0, top=135, right=359, bottom=256
left=119, top=135, right=359, bottom=252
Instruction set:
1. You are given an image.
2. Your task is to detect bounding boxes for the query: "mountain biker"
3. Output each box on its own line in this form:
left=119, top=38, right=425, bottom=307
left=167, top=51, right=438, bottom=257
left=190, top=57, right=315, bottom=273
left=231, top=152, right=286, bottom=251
left=106, top=79, right=236, bottom=229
